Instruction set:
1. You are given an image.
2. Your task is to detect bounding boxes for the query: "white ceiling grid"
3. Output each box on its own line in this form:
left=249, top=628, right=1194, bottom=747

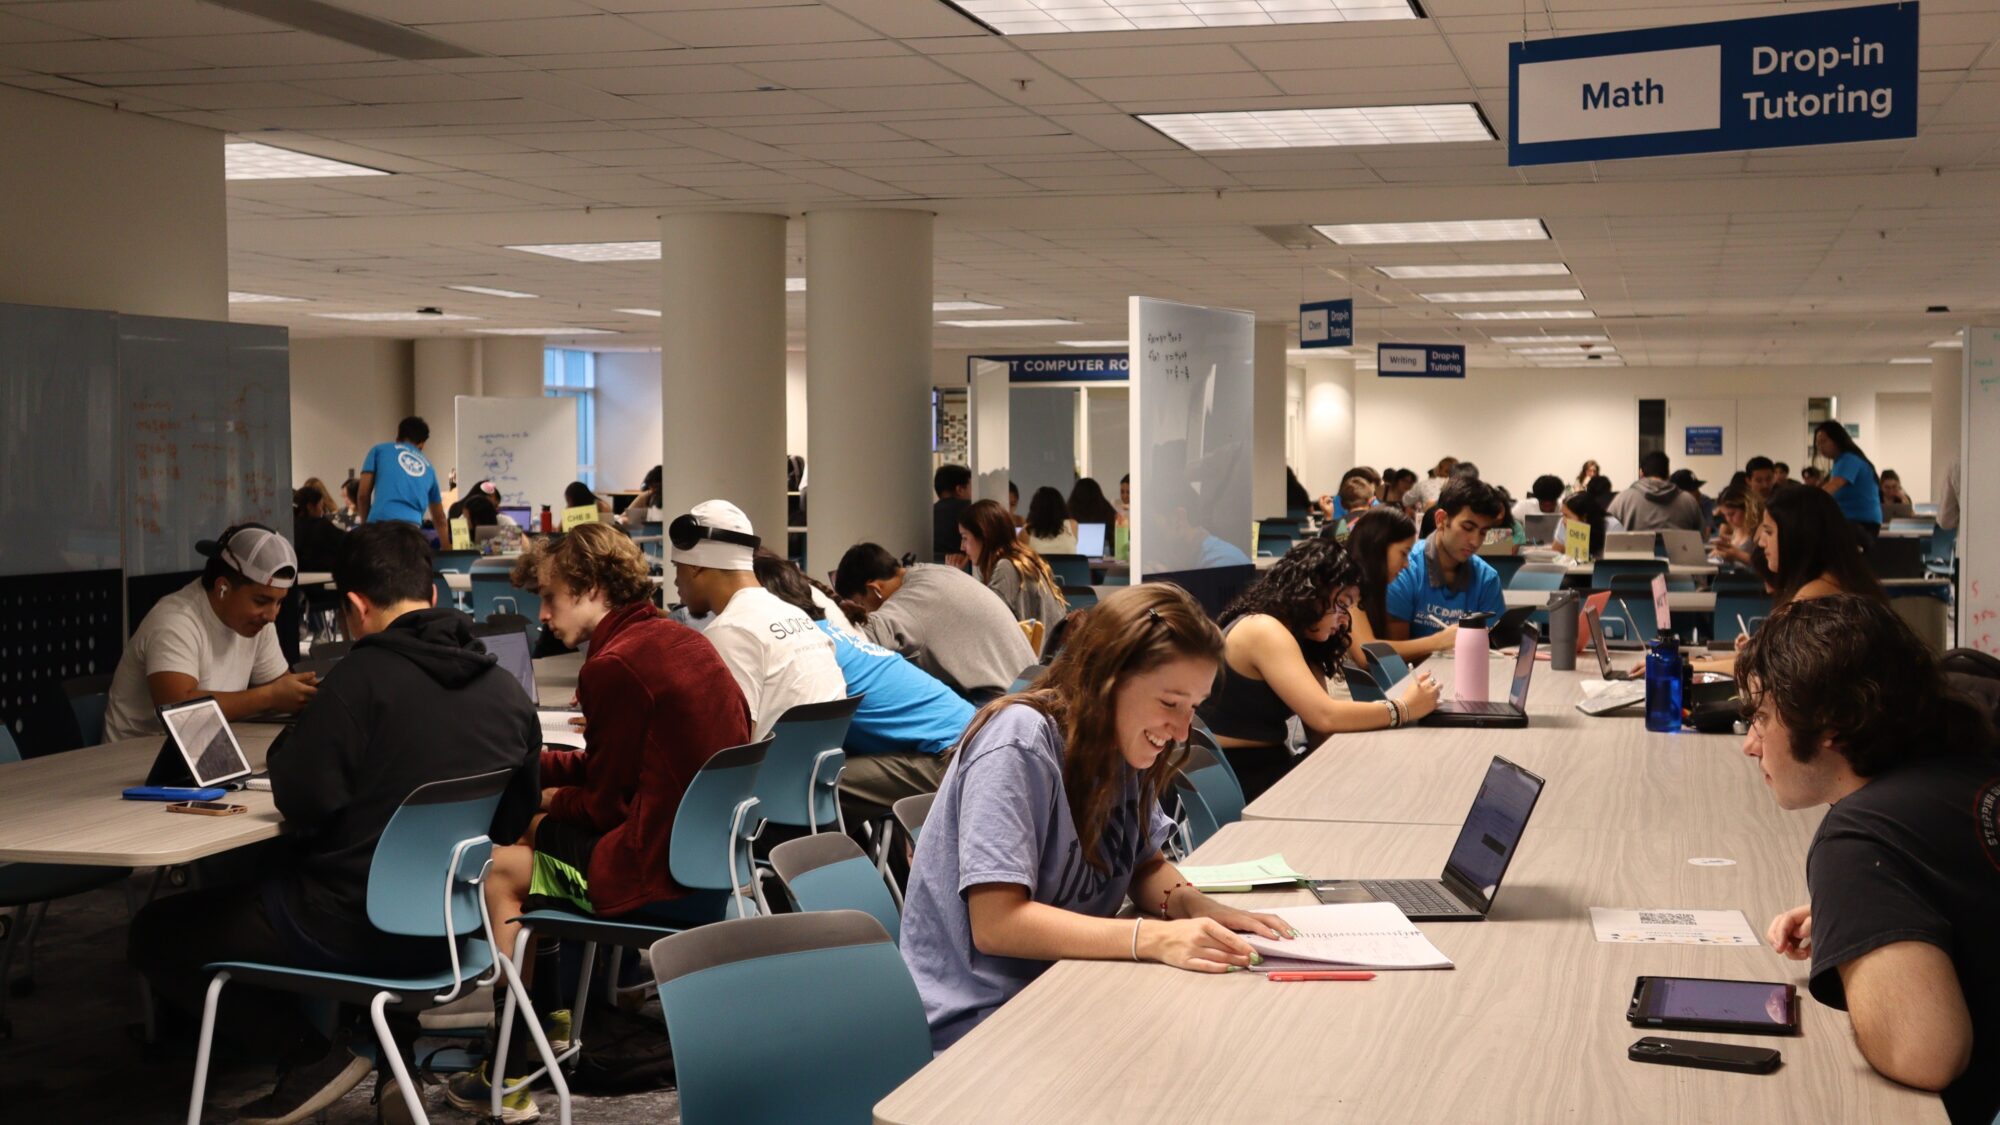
left=0, top=0, right=1996, bottom=364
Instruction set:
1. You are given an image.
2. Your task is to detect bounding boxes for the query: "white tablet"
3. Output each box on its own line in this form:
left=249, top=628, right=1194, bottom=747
left=157, top=697, right=253, bottom=787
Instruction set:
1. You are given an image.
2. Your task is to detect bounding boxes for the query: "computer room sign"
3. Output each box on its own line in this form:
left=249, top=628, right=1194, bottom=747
left=1508, top=3, right=1917, bottom=166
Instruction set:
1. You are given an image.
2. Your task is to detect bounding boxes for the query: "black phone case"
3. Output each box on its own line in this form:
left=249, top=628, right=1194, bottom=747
left=1627, top=977, right=1800, bottom=1036
left=1629, top=1037, right=1781, bottom=1074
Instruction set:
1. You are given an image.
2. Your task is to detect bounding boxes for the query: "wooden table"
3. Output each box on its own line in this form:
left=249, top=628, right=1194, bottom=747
left=875, top=819, right=1942, bottom=1124
left=0, top=655, right=585, bottom=867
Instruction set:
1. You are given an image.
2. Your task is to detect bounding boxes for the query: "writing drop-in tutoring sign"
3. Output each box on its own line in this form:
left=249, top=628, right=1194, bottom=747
left=1377, top=344, right=1466, bottom=379
left=1509, top=3, right=1917, bottom=166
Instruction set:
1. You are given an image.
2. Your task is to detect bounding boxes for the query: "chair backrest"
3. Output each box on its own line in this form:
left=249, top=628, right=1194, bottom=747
left=1600, top=577, right=1662, bottom=644
left=0, top=724, right=19, bottom=764
left=770, top=833, right=901, bottom=941
left=1060, top=585, right=1098, bottom=611
left=1042, top=554, right=1092, bottom=587
left=1713, top=590, right=1772, bottom=643
left=61, top=675, right=112, bottom=747
left=753, top=697, right=862, bottom=831
left=1508, top=565, right=1566, bottom=592
left=432, top=549, right=481, bottom=574
left=1591, top=558, right=1668, bottom=589
left=1171, top=737, right=1245, bottom=851
left=365, top=769, right=514, bottom=938
left=1359, top=642, right=1410, bottom=690
left=649, top=911, right=931, bottom=1125
left=1927, top=525, right=1958, bottom=564
left=670, top=736, right=774, bottom=893
left=468, top=571, right=534, bottom=622
left=1343, top=659, right=1385, bottom=703
left=891, top=792, right=934, bottom=847
left=1482, top=554, right=1527, bottom=587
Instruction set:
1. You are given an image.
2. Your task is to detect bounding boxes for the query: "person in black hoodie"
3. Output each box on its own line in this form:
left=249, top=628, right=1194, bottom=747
left=129, top=522, right=540, bottom=1124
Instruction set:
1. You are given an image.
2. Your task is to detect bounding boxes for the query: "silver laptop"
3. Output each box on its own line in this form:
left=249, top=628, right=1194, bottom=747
left=1604, top=530, right=1656, bottom=556
left=1074, top=522, right=1108, bottom=558
left=1310, top=756, right=1546, bottom=921
left=1523, top=513, right=1561, bottom=544
left=1420, top=625, right=1537, bottom=729
left=1659, top=528, right=1706, bottom=566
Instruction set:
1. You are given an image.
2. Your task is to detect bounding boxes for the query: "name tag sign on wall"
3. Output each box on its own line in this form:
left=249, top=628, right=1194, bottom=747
left=1508, top=2, right=1917, bottom=166
left=1298, top=299, right=1353, bottom=349
left=1376, top=344, right=1466, bottom=379
left=562, top=505, right=600, bottom=531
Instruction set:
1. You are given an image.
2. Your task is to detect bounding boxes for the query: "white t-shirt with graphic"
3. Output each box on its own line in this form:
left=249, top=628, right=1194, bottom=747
left=103, top=580, right=288, bottom=743
left=704, top=586, right=846, bottom=740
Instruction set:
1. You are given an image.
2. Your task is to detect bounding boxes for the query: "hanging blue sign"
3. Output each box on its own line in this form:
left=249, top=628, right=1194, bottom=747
left=1298, top=299, right=1353, bottom=349
left=975, top=353, right=1129, bottom=383
left=1685, top=426, right=1724, bottom=456
left=1509, top=3, right=1917, bottom=166
left=1377, top=344, right=1466, bottom=379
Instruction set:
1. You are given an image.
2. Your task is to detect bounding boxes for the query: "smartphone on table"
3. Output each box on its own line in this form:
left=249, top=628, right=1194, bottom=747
left=165, top=800, right=246, bottom=817
left=1628, top=1037, right=1781, bottom=1074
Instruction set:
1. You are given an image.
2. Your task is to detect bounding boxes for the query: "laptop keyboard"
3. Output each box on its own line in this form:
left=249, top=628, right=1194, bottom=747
left=1361, top=879, right=1467, bottom=916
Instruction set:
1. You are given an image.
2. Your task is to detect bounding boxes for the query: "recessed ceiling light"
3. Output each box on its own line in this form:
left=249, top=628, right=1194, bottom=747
left=313, top=312, right=479, bottom=322
left=475, top=327, right=618, bottom=336
left=945, top=0, right=1418, bottom=35
left=1316, top=219, right=1549, bottom=245
left=1512, top=345, right=1616, bottom=355
left=1140, top=104, right=1491, bottom=151
left=1422, top=288, right=1586, bottom=303
left=1378, top=263, right=1571, bottom=280
left=225, top=141, right=386, bottom=180
left=1888, top=357, right=1932, bottom=364
left=934, top=300, right=1002, bottom=312
left=1287, top=347, right=1353, bottom=358
left=1930, top=339, right=1963, bottom=348
left=938, top=318, right=1077, bottom=328
left=1490, top=334, right=1606, bottom=344
left=1454, top=309, right=1597, bottom=320
left=1059, top=339, right=1128, bottom=347
left=228, top=291, right=303, bottom=303
left=506, top=242, right=660, bottom=262
left=1536, top=354, right=1625, bottom=365
left=615, top=308, right=662, bottom=317
left=787, top=278, right=807, bottom=292
left=446, top=284, right=537, bottom=299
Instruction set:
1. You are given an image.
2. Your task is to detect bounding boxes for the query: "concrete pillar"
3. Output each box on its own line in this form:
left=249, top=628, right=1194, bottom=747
left=660, top=212, right=789, bottom=540
left=481, top=337, right=545, bottom=399
left=805, top=210, right=934, bottom=577
left=1931, top=342, right=1963, bottom=508
left=1300, top=356, right=1357, bottom=499
left=413, top=338, right=480, bottom=488
left=1252, top=322, right=1289, bottom=517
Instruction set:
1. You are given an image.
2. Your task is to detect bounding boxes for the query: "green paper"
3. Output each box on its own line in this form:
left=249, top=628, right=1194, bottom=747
left=1176, top=854, right=1308, bottom=892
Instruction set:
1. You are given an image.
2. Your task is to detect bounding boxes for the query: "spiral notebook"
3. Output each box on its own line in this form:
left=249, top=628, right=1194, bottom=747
left=1243, top=902, right=1455, bottom=972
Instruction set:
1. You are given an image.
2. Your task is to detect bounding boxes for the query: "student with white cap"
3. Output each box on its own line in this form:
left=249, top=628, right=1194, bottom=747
left=671, top=499, right=846, bottom=740
left=103, top=523, right=319, bottom=742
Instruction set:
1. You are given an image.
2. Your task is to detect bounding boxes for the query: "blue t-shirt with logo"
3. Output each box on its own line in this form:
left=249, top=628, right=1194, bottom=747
left=900, top=704, right=1173, bottom=1051
left=1385, top=536, right=1506, bottom=638
left=1829, top=452, right=1883, bottom=525
left=361, top=441, right=440, bottom=526
left=816, top=621, right=973, bottom=758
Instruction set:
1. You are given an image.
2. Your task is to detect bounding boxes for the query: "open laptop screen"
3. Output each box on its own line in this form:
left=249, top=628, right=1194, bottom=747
left=1651, top=573, right=1671, bottom=634
left=1073, top=522, right=1107, bottom=558
left=1441, top=756, right=1546, bottom=911
left=480, top=628, right=537, bottom=704
left=158, top=697, right=252, bottom=786
left=1508, top=625, right=1539, bottom=709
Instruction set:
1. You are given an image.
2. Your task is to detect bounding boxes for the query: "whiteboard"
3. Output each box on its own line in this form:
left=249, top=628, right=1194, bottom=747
left=0, top=304, right=121, bottom=577
left=121, top=317, right=291, bottom=577
left=1127, top=296, right=1255, bottom=578
left=1960, top=328, right=1999, bottom=655
left=456, top=395, right=578, bottom=513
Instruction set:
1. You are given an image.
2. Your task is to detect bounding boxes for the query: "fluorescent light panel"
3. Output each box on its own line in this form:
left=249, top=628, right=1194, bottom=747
left=1059, top=340, right=1128, bottom=347
left=938, top=318, right=1077, bottom=328
left=314, top=312, right=479, bottom=322
left=228, top=291, right=302, bottom=303
left=225, top=142, right=386, bottom=180
left=1422, top=288, right=1585, bottom=303
left=1316, top=219, right=1549, bottom=245
left=615, top=308, right=662, bottom=317
left=787, top=278, right=807, bottom=292
left=476, top=327, right=617, bottom=336
left=1490, top=334, right=1606, bottom=344
left=1888, top=357, right=1931, bottom=364
left=506, top=241, right=660, bottom=262
left=934, top=300, right=1001, bottom=311
left=1537, top=356, right=1625, bottom=366
left=446, top=284, right=537, bottom=299
left=1930, top=339, right=1963, bottom=348
left=1512, top=345, right=1615, bottom=355
left=1454, top=309, right=1597, bottom=321
left=949, top=0, right=1418, bottom=36
left=1141, top=104, right=1490, bottom=151
left=1377, top=263, right=1570, bottom=280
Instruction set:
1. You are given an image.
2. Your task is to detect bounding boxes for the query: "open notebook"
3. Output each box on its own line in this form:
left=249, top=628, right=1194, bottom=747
left=1243, top=902, right=1454, bottom=972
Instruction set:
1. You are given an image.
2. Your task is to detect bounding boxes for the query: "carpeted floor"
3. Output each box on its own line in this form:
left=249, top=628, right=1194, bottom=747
left=0, top=880, right=680, bottom=1123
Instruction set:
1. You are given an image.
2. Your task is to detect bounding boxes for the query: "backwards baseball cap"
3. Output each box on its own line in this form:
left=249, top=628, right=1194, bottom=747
left=197, top=523, right=299, bottom=589
left=669, top=500, right=760, bottom=572
left=1669, top=469, right=1706, bottom=491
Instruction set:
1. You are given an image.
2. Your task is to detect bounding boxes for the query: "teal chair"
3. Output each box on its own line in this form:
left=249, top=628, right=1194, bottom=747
left=493, top=737, right=772, bottom=1091
left=648, top=911, right=931, bottom=1125
left=1170, top=736, right=1245, bottom=853
left=184, top=769, right=571, bottom=1125
left=0, top=726, right=132, bottom=1041
left=1481, top=554, right=1526, bottom=587
left=1714, top=590, right=1773, bottom=644
left=755, top=697, right=862, bottom=837
left=1926, top=525, right=1957, bottom=573
left=1061, top=585, right=1098, bottom=611
left=61, top=675, right=111, bottom=747
left=770, top=833, right=901, bottom=943
left=468, top=572, right=537, bottom=623
left=891, top=793, right=933, bottom=851
left=432, top=550, right=481, bottom=574
left=1360, top=642, right=1410, bottom=691
left=1343, top=659, right=1386, bottom=703
left=1043, top=554, right=1092, bottom=588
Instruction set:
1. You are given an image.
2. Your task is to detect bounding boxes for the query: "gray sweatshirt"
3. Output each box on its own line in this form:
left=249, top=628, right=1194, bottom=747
left=861, top=564, right=1036, bottom=697
left=1606, top=477, right=1705, bottom=533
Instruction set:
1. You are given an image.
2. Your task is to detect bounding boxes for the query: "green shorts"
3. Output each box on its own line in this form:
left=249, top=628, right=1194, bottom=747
left=527, top=819, right=602, bottom=915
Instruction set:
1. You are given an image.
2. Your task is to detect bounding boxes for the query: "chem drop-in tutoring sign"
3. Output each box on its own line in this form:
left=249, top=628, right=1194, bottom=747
left=1298, top=299, right=1353, bottom=349
left=1509, top=3, right=1917, bottom=166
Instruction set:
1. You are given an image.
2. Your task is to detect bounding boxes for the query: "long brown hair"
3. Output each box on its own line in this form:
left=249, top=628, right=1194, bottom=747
left=955, top=583, right=1223, bottom=872
left=961, top=499, right=1065, bottom=608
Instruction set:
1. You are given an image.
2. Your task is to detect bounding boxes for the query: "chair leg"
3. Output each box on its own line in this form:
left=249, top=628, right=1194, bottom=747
left=569, top=941, right=599, bottom=1054
left=491, top=928, right=530, bottom=1119
left=185, top=972, right=229, bottom=1125
left=491, top=950, right=572, bottom=1125
left=17, top=899, right=49, bottom=988
left=369, top=992, right=428, bottom=1125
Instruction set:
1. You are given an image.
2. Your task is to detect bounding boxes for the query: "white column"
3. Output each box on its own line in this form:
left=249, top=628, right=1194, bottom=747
left=413, top=338, right=480, bottom=487
left=659, top=212, right=789, bottom=540
left=1931, top=342, right=1963, bottom=507
left=1300, top=356, right=1357, bottom=499
left=805, top=209, right=934, bottom=577
left=481, top=337, right=545, bottom=399
left=1252, top=321, right=1289, bottom=517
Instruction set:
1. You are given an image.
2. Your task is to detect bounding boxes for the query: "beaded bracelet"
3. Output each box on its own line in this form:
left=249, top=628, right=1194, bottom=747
left=1158, top=881, right=1192, bottom=919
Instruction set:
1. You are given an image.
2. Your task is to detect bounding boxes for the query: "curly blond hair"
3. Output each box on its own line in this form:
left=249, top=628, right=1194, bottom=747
left=518, top=523, right=653, bottom=606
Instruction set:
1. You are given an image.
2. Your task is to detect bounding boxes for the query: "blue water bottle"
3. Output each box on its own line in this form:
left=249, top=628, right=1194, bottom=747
left=1644, top=629, right=1684, bottom=732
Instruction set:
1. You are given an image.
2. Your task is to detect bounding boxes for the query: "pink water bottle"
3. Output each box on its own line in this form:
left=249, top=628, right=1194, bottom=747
left=1454, top=619, right=1491, bottom=703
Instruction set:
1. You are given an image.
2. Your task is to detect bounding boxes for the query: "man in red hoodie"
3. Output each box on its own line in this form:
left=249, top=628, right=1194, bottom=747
left=454, top=523, right=748, bottom=1119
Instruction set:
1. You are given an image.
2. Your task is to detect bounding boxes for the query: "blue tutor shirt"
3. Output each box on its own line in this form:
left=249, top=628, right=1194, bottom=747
left=816, top=621, right=973, bottom=757
left=1385, top=536, right=1506, bottom=637
left=1829, top=452, right=1883, bottom=525
left=361, top=441, right=440, bottom=526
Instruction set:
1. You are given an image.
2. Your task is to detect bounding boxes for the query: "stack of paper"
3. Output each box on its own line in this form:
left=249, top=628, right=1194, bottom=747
left=1174, top=854, right=1308, bottom=893
left=539, top=710, right=586, bottom=749
left=1244, top=902, right=1454, bottom=972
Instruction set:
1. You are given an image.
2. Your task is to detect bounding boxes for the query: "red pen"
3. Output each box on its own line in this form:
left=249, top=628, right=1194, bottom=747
left=1266, top=971, right=1376, bottom=982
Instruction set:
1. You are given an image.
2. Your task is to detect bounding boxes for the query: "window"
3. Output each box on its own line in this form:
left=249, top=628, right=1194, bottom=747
left=543, top=349, right=597, bottom=488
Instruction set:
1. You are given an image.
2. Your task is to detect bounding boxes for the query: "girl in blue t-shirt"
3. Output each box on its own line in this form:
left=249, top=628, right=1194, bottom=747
left=1813, top=421, right=1883, bottom=543
left=899, top=584, right=1294, bottom=1051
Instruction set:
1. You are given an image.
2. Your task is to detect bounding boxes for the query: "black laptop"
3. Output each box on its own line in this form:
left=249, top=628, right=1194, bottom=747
left=1421, top=624, right=1537, bottom=729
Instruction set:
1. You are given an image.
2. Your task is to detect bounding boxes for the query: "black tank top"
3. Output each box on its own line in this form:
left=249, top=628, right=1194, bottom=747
left=1196, top=618, right=1293, bottom=746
